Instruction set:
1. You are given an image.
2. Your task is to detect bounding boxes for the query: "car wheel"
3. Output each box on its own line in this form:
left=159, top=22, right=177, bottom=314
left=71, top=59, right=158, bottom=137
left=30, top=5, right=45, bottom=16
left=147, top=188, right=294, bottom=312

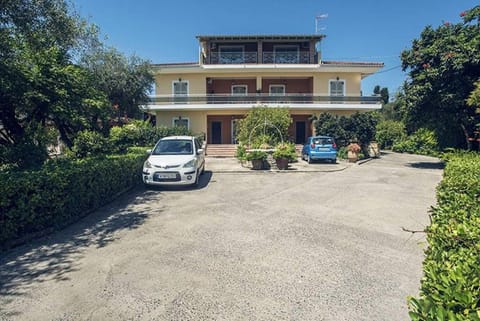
left=332, top=158, right=337, bottom=164
left=307, top=155, right=312, bottom=164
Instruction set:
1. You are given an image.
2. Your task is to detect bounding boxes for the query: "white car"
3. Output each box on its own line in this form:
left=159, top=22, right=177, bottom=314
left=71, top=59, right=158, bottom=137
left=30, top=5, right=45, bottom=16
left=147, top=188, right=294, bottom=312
left=142, top=136, right=205, bottom=187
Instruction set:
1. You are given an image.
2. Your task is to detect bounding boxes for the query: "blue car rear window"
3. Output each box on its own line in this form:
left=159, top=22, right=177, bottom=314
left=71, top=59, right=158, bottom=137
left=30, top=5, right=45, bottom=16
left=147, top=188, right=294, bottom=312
left=313, top=138, right=334, bottom=145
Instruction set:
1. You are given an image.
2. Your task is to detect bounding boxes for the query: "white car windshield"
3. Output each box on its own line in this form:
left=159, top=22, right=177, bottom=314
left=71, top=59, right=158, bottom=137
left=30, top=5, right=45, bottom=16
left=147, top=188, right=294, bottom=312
left=152, top=140, right=193, bottom=155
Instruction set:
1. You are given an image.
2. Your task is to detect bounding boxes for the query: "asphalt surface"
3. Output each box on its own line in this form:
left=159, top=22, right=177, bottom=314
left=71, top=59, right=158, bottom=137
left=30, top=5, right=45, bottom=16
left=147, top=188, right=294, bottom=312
left=0, top=152, right=444, bottom=321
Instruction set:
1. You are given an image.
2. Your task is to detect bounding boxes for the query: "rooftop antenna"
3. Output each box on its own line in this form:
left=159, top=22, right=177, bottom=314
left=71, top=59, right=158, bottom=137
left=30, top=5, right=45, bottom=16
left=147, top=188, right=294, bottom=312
left=315, top=13, right=328, bottom=34
left=315, top=13, right=328, bottom=61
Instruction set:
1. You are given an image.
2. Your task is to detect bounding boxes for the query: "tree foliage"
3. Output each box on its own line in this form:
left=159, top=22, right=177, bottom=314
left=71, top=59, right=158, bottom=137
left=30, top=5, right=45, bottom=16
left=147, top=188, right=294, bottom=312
left=400, top=5, right=480, bottom=149
left=375, top=120, right=407, bottom=149
left=80, top=47, right=153, bottom=119
left=467, top=80, right=480, bottom=115
left=0, top=0, right=153, bottom=169
left=236, top=106, right=292, bottom=146
left=314, top=112, right=378, bottom=147
left=373, top=85, right=390, bottom=104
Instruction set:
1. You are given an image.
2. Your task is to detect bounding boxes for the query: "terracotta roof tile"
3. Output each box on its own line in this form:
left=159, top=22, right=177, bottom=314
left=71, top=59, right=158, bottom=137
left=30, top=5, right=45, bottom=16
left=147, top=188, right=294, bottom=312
left=321, top=61, right=384, bottom=67
left=196, top=34, right=325, bottom=41
left=151, top=62, right=199, bottom=67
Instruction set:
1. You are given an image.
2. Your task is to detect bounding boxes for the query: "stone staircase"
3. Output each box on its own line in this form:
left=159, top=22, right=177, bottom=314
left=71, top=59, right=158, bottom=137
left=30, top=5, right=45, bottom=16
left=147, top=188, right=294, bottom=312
left=206, top=144, right=238, bottom=157
left=205, top=144, right=304, bottom=158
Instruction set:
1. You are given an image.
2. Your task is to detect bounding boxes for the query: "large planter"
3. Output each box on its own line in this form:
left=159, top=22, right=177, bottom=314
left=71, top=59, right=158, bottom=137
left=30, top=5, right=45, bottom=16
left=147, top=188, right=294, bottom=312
left=251, top=159, right=265, bottom=170
left=275, top=157, right=289, bottom=170
left=368, top=141, right=380, bottom=158
left=347, top=151, right=359, bottom=163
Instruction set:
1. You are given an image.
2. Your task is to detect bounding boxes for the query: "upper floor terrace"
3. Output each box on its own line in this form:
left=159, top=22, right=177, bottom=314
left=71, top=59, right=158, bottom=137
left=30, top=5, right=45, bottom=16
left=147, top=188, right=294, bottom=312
left=197, top=35, right=324, bottom=65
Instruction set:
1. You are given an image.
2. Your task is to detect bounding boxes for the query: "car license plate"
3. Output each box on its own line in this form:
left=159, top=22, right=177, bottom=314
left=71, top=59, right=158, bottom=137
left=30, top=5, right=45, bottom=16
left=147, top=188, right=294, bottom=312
left=317, top=148, right=329, bottom=152
left=156, top=173, right=176, bottom=179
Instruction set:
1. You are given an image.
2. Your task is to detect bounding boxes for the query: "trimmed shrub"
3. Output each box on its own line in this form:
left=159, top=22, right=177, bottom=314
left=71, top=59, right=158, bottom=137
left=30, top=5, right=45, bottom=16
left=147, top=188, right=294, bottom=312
left=108, top=120, right=200, bottom=154
left=71, top=130, right=111, bottom=158
left=392, top=128, right=439, bottom=156
left=126, top=146, right=151, bottom=155
left=408, top=152, right=480, bottom=320
left=0, top=153, right=146, bottom=247
left=375, top=120, right=407, bottom=149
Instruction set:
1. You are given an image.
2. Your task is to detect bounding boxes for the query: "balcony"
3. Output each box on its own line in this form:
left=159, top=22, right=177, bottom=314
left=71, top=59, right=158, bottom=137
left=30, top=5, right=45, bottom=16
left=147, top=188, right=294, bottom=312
left=207, top=51, right=312, bottom=64
left=147, top=94, right=382, bottom=105
left=263, top=52, right=310, bottom=64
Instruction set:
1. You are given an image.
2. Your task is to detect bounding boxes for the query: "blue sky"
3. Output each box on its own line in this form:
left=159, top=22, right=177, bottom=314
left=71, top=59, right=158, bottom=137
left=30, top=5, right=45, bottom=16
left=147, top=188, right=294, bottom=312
left=72, top=0, right=478, bottom=97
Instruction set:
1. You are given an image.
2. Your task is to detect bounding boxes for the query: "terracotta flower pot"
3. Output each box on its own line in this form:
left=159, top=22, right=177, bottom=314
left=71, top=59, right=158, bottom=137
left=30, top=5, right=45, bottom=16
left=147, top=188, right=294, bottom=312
left=275, top=157, right=289, bottom=170
left=347, top=151, right=359, bottom=163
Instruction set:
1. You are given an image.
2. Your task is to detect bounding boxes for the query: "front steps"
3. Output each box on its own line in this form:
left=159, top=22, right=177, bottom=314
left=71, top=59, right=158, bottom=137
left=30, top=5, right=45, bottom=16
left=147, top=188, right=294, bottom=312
left=206, top=144, right=238, bottom=157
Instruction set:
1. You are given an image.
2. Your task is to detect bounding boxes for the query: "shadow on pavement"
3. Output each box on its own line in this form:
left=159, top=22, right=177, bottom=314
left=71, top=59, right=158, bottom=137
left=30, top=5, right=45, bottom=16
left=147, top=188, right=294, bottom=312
left=407, top=161, right=445, bottom=170
left=0, top=186, right=162, bottom=312
left=144, top=170, right=213, bottom=192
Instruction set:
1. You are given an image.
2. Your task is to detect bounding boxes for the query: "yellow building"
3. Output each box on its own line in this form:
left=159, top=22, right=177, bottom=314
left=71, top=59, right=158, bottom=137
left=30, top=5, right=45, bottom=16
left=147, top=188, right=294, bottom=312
left=144, top=35, right=383, bottom=145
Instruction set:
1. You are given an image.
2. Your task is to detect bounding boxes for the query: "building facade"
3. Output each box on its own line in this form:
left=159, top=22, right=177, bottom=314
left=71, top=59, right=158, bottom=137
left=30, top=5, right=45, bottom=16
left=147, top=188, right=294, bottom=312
left=144, top=35, right=384, bottom=145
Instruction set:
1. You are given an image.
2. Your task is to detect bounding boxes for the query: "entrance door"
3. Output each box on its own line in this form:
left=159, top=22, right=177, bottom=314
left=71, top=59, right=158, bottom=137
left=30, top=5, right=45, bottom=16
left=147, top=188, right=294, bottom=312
left=211, top=121, right=222, bottom=144
left=295, top=121, right=306, bottom=144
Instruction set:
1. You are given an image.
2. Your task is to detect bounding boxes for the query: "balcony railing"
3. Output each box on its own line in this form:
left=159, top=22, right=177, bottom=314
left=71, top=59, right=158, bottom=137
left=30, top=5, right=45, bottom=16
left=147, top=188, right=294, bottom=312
left=207, top=51, right=311, bottom=64
left=148, top=94, right=382, bottom=105
left=263, top=52, right=310, bottom=64
left=209, top=52, right=258, bottom=64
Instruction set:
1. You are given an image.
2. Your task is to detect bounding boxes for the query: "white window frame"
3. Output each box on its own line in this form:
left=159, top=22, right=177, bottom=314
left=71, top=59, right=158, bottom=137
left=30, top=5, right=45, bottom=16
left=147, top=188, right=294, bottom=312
left=273, top=45, right=299, bottom=63
left=269, top=84, right=286, bottom=96
left=172, top=80, right=189, bottom=96
left=172, top=117, right=190, bottom=129
left=328, top=79, right=346, bottom=96
left=231, top=84, right=248, bottom=96
left=219, top=45, right=245, bottom=64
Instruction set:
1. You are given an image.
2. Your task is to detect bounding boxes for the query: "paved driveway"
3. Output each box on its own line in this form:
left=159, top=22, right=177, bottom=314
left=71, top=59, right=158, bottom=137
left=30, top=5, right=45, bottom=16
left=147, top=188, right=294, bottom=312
left=0, top=152, right=443, bottom=321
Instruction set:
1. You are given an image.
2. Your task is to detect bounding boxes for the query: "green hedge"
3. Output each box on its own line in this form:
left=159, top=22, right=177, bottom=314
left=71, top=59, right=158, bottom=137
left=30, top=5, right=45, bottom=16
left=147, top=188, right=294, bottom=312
left=392, top=128, right=439, bottom=156
left=409, top=152, right=480, bottom=320
left=0, top=152, right=146, bottom=248
left=108, top=121, right=201, bottom=154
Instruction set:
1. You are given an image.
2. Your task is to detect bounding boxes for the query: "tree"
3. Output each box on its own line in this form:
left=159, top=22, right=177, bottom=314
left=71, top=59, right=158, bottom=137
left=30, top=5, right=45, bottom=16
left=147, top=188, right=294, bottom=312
left=375, top=120, right=406, bottom=149
left=0, top=0, right=107, bottom=166
left=0, top=0, right=154, bottom=168
left=314, top=113, right=348, bottom=146
left=236, top=106, right=292, bottom=146
left=315, top=112, right=378, bottom=147
left=380, top=87, right=389, bottom=104
left=80, top=47, right=153, bottom=119
left=373, top=85, right=390, bottom=104
left=400, top=5, right=480, bottom=149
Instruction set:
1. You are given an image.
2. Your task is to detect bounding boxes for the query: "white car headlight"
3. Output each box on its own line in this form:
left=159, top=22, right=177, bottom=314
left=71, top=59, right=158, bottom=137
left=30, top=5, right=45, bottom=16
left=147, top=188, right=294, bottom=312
left=144, top=160, right=152, bottom=169
left=183, top=159, right=196, bottom=168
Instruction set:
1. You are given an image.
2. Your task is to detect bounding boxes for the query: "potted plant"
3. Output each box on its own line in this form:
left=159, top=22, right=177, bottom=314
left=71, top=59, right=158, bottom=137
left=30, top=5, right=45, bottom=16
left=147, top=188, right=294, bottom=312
left=246, top=150, right=268, bottom=170
left=347, top=142, right=361, bottom=163
left=272, top=143, right=297, bottom=170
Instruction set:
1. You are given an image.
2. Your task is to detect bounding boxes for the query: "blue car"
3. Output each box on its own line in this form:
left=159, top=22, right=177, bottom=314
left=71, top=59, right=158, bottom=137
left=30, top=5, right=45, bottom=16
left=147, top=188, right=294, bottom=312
left=301, top=136, right=337, bottom=163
